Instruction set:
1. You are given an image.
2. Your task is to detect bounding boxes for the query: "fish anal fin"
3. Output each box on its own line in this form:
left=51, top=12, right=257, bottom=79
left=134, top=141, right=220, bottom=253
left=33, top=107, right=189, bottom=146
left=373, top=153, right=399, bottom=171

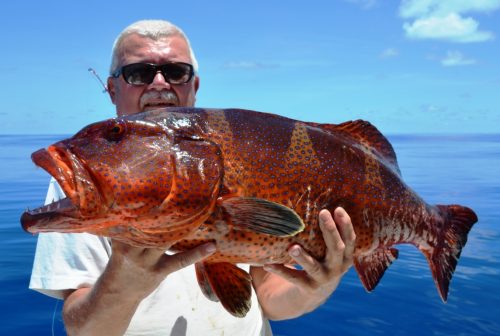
left=195, top=262, right=252, bottom=317
left=220, top=197, right=305, bottom=237
left=421, top=204, right=477, bottom=302
left=354, top=247, right=399, bottom=292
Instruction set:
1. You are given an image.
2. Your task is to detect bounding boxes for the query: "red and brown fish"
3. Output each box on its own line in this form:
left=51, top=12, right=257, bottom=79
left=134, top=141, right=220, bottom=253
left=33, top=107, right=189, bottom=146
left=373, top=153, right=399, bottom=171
left=21, top=107, right=477, bottom=317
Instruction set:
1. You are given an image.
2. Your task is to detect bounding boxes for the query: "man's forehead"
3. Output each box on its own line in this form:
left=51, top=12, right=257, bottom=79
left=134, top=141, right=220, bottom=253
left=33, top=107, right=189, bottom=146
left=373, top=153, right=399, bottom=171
left=118, top=33, right=190, bottom=64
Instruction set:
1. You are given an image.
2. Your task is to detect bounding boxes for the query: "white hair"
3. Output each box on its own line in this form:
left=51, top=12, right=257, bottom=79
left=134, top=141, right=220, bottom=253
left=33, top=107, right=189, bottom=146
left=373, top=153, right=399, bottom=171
left=109, top=19, right=199, bottom=75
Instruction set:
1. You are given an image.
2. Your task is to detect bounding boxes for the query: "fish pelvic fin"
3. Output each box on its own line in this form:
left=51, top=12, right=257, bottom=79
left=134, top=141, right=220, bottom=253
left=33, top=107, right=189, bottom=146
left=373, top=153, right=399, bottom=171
left=354, top=247, right=399, bottom=292
left=195, top=262, right=252, bottom=317
left=195, top=262, right=219, bottom=302
left=422, top=204, right=477, bottom=302
left=220, top=197, right=305, bottom=237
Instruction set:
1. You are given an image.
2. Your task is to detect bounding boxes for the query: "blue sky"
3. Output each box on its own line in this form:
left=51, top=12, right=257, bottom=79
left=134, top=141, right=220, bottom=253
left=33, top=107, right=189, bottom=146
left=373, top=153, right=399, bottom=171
left=1, top=0, right=499, bottom=134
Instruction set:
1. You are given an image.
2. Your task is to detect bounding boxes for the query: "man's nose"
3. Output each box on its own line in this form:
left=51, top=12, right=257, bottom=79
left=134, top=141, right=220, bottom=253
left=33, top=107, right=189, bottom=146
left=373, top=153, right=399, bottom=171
left=148, top=71, right=171, bottom=90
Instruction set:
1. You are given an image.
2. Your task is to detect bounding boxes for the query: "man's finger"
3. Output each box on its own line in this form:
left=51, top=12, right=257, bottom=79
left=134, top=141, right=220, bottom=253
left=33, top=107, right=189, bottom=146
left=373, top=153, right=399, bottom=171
left=263, top=264, right=309, bottom=287
left=333, top=207, right=356, bottom=262
left=158, top=243, right=216, bottom=275
left=111, top=239, right=150, bottom=259
left=318, top=209, right=345, bottom=266
left=287, top=245, right=326, bottom=282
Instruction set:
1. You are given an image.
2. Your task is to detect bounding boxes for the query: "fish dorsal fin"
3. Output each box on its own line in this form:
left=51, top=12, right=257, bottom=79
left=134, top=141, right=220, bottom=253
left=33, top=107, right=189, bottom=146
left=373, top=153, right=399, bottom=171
left=314, top=120, right=401, bottom=175
left=219, top=197, right=305, bottom=237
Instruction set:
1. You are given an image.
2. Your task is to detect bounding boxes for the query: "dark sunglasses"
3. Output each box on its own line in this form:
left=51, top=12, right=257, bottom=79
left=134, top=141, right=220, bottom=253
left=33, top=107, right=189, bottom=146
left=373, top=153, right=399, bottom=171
left=112, top=62, right=194, bottom=85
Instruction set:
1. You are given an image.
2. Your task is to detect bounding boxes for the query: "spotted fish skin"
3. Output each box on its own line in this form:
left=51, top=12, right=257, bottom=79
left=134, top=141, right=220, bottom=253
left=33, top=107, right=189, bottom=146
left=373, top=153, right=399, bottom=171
left=21, top=107, right=477, bottom=317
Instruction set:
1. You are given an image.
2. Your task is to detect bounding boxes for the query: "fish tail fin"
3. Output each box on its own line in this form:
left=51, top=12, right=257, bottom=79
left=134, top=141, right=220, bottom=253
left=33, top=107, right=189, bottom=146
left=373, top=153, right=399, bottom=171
left=421, top=204, right=477, bottom=302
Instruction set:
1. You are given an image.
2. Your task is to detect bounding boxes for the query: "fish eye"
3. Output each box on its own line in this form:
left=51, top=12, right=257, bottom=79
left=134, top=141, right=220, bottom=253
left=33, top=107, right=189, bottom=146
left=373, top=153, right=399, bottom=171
left=105, top=120, right=127, bottom=142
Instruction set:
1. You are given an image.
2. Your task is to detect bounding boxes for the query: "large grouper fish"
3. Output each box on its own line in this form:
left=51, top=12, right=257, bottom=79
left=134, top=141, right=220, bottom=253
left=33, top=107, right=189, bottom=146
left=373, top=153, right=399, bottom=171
left=21, top=107, right=477, bottom=317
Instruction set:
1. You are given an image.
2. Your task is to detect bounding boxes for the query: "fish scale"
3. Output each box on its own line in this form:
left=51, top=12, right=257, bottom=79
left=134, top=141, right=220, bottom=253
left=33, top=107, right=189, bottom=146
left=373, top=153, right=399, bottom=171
left=21, top=107, right=477, bottom=318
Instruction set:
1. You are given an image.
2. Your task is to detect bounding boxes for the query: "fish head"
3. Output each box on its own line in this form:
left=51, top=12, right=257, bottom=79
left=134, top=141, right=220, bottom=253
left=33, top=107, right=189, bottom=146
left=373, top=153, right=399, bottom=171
left=21, top=114, right=223, bottom=243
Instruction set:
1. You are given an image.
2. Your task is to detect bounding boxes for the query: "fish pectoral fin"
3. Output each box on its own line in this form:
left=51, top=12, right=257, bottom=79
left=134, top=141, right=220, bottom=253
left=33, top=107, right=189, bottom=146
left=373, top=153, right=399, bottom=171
left=220, top=197, right=305, bottom=237
left=195, top=262, right=252, bottom=317
left=354, top=247, right=399, bottom=292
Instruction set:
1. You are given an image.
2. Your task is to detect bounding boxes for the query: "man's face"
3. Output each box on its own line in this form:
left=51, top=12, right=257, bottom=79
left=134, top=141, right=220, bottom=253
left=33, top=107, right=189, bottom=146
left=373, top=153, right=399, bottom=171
left=107, top=33, right=200, bottom=117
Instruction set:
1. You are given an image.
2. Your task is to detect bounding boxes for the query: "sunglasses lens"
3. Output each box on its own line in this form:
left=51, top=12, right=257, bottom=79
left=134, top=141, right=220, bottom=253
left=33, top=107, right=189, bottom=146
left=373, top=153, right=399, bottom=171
left=121, top=63, right=156, bottom=85
left=119, top=63, right=194, bottom=85
left=161, top=63, right=193, bottom=84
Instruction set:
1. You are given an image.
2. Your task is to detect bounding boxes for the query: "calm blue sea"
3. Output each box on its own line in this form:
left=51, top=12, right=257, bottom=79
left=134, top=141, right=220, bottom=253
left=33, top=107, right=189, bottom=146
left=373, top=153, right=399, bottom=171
left=1, top=134, right=499, bottom=335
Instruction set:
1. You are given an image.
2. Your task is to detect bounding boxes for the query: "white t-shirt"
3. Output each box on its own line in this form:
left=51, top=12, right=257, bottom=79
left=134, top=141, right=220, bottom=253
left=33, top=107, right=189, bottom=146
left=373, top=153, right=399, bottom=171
left=29, top=179, right=272, bottom=336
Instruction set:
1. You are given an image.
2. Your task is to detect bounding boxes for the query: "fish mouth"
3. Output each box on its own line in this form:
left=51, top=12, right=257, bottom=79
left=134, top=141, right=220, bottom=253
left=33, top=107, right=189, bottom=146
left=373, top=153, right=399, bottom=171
left=21, top=198, right=77, bottom=233
left=21, top=144, right=106, bottom=233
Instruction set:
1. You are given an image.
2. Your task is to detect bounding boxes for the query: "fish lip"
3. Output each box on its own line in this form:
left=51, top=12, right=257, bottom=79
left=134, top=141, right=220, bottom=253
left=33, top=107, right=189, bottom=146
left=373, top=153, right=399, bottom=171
left=22, top=144, right=105, bottom=233
left=21, top=198, right=77, bottom=233
left=32, top=147, right=77, bottom=199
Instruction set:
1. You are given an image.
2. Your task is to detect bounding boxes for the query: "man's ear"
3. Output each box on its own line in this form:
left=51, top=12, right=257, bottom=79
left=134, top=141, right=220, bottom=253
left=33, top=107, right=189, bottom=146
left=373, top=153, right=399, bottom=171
left=194, top=76, right=200, bottom=94
left=107, top=77, right=117, bottom=104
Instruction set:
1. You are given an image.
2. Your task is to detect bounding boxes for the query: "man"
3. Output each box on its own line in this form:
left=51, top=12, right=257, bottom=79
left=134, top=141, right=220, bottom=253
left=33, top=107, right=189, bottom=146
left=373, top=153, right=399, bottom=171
left=30, top=20, right=356, bottom=335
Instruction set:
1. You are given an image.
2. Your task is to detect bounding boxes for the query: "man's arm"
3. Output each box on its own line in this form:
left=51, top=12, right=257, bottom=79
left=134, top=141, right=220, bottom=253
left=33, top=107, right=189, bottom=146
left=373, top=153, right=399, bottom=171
left=63, top=241, right=216, bottom=336
left=251, top=207, right=356, bottom=320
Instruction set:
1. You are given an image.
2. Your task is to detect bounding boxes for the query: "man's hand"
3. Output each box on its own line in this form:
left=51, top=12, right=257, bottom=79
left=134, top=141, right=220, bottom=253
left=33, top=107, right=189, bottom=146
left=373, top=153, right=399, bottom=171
left=105, top=240, right=217, bottom=300
left=63, top=241, right=216, bottom=336
left=252, top=207, right=356, bottom=320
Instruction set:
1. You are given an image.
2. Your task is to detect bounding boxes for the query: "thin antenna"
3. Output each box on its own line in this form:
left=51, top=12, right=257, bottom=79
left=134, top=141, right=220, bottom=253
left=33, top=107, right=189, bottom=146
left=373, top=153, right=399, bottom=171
left=88, top=67, right=108, bottom=93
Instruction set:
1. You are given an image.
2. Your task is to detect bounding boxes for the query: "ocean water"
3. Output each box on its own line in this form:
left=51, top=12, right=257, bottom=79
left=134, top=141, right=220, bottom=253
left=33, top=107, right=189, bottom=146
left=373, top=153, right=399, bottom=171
left=0, top=134, right=499, bottom=335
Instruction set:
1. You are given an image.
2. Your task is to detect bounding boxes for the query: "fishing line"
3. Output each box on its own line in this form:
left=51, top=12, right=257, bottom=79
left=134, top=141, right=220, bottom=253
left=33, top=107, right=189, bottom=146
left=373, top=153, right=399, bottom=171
left=51, top=299, right=60, bottom=336
left=88, top=67, right=109, bottom=93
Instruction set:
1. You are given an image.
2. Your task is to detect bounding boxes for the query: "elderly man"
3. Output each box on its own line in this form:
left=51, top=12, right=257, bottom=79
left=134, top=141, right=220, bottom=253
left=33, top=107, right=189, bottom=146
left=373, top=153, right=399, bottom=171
left=30, top=20, right=356, bottom=336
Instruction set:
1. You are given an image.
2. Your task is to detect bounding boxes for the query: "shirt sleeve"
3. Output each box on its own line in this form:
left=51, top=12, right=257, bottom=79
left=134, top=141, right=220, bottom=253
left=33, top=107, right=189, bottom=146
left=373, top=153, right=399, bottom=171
left=29, top=178, right=112, bottom=299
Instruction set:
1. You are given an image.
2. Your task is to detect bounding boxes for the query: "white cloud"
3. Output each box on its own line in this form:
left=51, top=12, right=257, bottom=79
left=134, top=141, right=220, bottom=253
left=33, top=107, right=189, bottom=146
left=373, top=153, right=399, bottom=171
left=380, top=48, right=399, bottom=58
left=403, top=13, right=494, bottom=42
left=400, top=0, right=500, bottom=18
left=440, top=51, right=476, bottom=66
left=399, top=0, right=500, bottom=43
